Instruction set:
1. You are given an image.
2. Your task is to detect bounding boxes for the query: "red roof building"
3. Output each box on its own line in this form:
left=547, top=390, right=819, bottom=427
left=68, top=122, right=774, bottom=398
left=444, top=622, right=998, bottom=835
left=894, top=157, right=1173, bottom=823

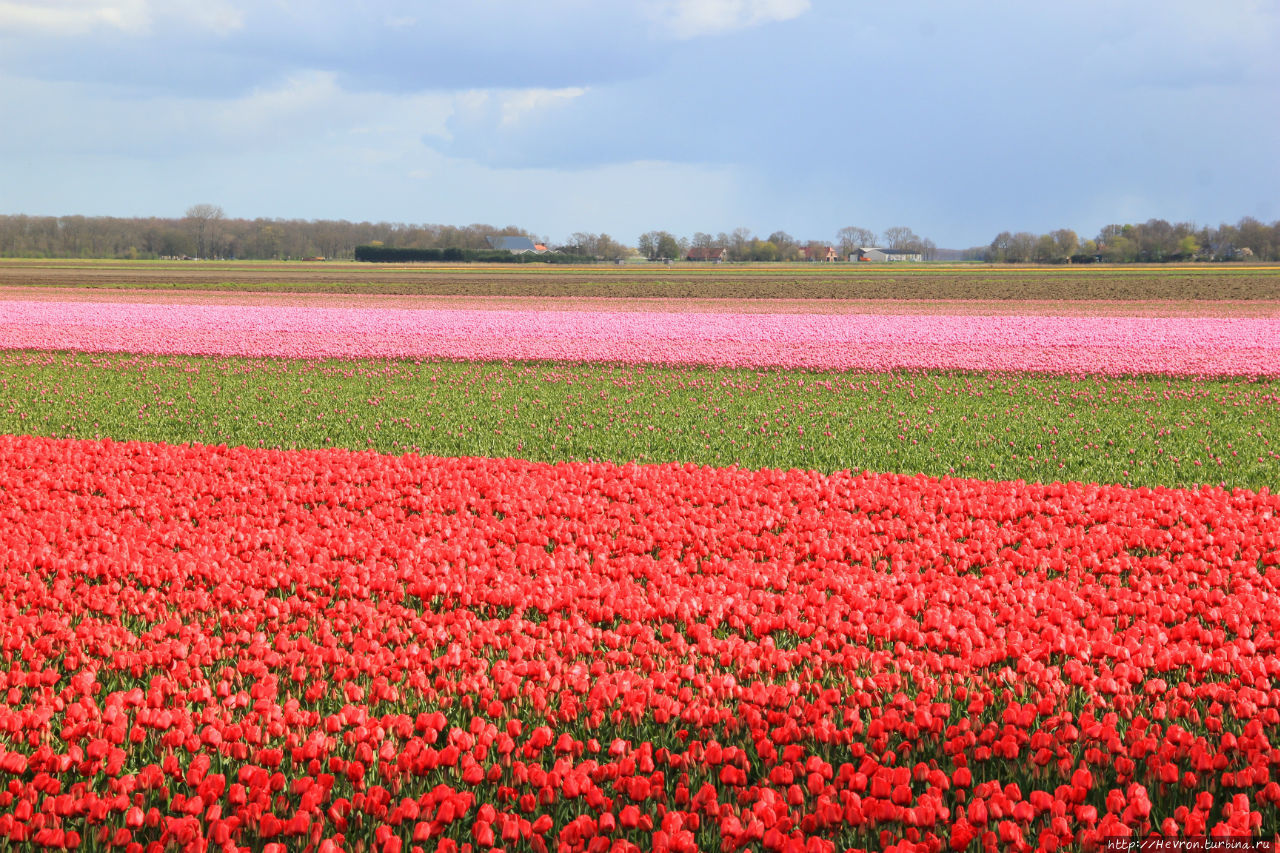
left=799, top=245, right=838, bottom=262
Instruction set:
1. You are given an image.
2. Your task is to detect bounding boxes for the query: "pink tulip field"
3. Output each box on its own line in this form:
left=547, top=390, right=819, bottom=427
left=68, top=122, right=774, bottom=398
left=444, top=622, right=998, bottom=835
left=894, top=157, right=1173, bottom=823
left=0, top=281, right=1277, bottom=852
left=1, top=299, right=1278, bottom=376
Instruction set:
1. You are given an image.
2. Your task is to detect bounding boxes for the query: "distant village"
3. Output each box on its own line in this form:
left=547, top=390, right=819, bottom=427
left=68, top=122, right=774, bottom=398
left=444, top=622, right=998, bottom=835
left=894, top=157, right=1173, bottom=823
left=686, top=246, right=923, bottom=263
left=487, top=235, right=924, bottom=263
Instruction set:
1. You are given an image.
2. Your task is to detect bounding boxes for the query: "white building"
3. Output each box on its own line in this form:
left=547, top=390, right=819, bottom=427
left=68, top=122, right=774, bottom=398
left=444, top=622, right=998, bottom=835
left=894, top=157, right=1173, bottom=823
left=851, top=247, right=923, bottom=262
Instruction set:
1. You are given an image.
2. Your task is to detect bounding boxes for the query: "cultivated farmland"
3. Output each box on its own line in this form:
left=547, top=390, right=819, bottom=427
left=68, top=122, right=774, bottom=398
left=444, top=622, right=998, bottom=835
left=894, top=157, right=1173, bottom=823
left=1, top=258, right=1279, bottom=301
left=0, top=262, right=1277, bottom=851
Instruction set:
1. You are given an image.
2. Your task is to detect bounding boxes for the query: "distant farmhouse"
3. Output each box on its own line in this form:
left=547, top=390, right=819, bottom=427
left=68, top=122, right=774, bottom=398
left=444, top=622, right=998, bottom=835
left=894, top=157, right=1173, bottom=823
left=486, top=235, right=549, bottom=254
left=798, top=245, right=839, bottom=262
left=851, top=247, right=923, bottom=262
left=686, top=247, right=728, bottom=262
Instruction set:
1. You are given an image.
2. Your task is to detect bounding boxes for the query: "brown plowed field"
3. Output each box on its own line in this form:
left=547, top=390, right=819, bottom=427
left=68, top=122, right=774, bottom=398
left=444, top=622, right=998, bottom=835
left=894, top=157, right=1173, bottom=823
left=0, top=259, right=1277, bottom=301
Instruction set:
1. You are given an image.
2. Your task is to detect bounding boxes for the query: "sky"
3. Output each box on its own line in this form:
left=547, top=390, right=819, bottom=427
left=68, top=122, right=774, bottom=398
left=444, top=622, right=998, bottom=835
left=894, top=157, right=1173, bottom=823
left=0, top=0, right=1277, bottom=249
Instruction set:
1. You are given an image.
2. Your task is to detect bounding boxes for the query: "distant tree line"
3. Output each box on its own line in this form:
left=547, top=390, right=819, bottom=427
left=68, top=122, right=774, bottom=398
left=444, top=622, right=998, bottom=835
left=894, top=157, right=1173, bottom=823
left=0, top=211, right=937, bottom=263
left=0, top=207, right=547, bottom=261
left=354, top=246, right=593, bottom=263
left=3, top=207, right=1276, bottom=264
left=557, top=232, right=630, bottom=260
left=636, top=226, right=938, bottom=261
left=974, top=217, right=1280, bottom=263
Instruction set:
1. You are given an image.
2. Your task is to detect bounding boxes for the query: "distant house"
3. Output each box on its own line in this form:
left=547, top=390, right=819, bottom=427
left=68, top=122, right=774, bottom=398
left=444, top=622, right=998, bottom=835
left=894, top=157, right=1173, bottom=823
left=852, top=247, right=922, bottom=262
left=686, top=247, right=728, bottom=262
left=486, top=235, right=539, bottom=253
left=799, top=245, right=838, bottom=262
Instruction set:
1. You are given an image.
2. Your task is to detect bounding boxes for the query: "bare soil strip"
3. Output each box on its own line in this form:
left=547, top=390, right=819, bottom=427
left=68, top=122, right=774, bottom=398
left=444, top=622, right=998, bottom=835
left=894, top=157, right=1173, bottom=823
left=0, top=260, right=1277, bottom=301
left=1, top=285, right=1277, bottom=316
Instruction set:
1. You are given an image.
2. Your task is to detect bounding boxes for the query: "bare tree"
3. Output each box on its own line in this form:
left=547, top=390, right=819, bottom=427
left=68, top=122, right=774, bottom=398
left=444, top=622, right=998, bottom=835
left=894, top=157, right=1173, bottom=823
left=595, top=234, right=629, bottom=260
left=1050, top=229, right=1079, bottom=260
left=836, top=226, right=876, bottom=256
left=637, top=230, right=681, bottom=260
left=988, top=231, right=1013, bottom=262
left=185, top=204, right=224, bottom=259
left=1007, top=232, right=1038, bottom=262
left=767, top=231, right=798, bottom=260
left=1033, top=234, right=1057, bottom=263
left=728, top=227, right=754, bottom=261
left=564, top=232, right=628, bottom=259
left=881, top=226, right=920, bottom=251
left=637, top=231, right=659, bottom=260
left=1096, top=224, right=1125, bottom=246
left=1137, top=218, right=1176, bottom=261
left=566, top=232, right=595, bottom=255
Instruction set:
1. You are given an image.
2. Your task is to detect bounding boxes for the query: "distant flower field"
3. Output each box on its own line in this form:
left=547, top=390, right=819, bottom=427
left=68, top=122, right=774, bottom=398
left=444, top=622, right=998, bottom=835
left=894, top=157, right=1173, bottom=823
left=0, top=282, right=1277, bottom=851
left=2, top=299, right=1279, bottom=376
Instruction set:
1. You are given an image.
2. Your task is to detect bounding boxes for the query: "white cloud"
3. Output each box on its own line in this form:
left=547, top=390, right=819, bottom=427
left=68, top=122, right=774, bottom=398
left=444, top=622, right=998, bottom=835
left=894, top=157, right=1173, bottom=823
left=165, top=0, right=243, bottom=35
left=207, top=75, right=453, bottom=152
left=0, top=68, right=454, bottom=159
left=0, top=0, right=149, bottom=34
left=0, top=0, right=242, bottom=36
left=647, top=0, right=810, bottom=38
left=1078, top=0, right=1280, bottom=88
left=424, top=86, right=604, bottom=169
left=0, top=70, right=596, bottom=180
left=497, top=87, right=588, bottom=127
left=444, top=86, right=589, bottom=145
left=207, top=70, right=347, bottom=146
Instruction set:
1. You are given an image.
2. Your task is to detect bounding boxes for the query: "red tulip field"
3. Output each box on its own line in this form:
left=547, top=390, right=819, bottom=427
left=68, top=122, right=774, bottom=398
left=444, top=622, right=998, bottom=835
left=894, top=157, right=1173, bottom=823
left=0, top=270, right=1278, bottom=851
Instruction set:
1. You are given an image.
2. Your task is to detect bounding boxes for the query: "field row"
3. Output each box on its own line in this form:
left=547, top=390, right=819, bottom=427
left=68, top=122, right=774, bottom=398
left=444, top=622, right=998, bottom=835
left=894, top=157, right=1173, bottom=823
left=1, top=435, right=1277, bottom=850
left=1, top=260, right=1279, bottom=301
left=1, top=352, right=1276, bottom=491
left=9, top=287, right=1279, bottom=317
left=3, top=300, right=1278, bottom=376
